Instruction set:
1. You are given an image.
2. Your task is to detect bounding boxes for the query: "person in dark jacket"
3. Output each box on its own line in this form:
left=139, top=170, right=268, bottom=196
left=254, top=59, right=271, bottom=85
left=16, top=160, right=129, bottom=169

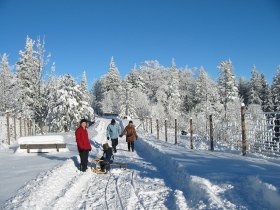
left=75, top=119, right=92, bottom=172
left=120, top=121, right=138, bottom=152
left=100, top=143, right=114, bottom=173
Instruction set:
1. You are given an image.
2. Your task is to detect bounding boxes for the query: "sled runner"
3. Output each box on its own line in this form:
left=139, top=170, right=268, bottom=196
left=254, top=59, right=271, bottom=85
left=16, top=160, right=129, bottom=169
left=90, top=158, right=128, bottom=174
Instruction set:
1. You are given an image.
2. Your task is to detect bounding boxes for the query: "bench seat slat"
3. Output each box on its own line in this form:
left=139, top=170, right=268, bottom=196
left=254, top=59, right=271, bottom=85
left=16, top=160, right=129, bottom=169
left=20, top=144, right=66, bottom=150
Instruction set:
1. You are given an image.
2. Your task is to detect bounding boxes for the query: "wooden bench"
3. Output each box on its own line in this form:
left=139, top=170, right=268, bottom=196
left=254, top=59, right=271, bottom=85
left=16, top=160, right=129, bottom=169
left=20, top=143, right=67, bottom=153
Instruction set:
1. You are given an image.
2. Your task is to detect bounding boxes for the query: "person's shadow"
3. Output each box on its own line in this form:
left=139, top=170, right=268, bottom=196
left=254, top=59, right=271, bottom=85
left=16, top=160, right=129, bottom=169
left=71, top=155, right=80, bottom=169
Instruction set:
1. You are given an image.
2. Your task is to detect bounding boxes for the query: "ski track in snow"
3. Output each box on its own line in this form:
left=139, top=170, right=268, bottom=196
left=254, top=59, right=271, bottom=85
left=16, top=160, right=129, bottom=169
left=4, top=117, right=187, bottom=210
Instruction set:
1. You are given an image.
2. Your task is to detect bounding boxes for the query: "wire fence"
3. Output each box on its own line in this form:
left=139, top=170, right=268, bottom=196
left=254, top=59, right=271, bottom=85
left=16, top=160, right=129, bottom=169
left=139, top=107, right=280, bottom=158
left=0, top=112, right=36, bottom=145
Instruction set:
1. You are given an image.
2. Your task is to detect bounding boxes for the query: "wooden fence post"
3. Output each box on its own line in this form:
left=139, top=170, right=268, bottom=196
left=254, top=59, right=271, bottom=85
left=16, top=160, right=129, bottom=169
left=156, top=119, right=159, bottom=139
left=14, top=114, right=17, bottom=143
left=29, top=119, right=32, bottom=135
left=150, top=118, right=153, bottom=134
left=210, top=115, right=214, bottom=151
left=6, top=112, right=10, bottom=145
left=175, top=119, right=177, bottom=144
left=33, top=119, right=36, bottom=135
left=241, top=104, right=247, bottom=156
left=24, top=118, right=26, bottom=136
left=19, top=116, right=22, bottom=137
left=190, top=118, right=193, bottom=149
left=165, top=119, right=167, bottom=142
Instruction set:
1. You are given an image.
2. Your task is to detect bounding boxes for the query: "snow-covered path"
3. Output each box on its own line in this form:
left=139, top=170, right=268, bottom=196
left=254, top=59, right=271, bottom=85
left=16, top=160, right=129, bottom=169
left=2, top=117, right=280, bottom=210
left=3, top=118, right=183, bottom=209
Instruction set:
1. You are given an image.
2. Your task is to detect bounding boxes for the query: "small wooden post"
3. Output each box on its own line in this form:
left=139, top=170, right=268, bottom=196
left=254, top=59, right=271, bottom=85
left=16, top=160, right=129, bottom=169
left=241, top=104, right=247, bottom=156
left=29, top=119, right=32, bottom=135
left=24, top=118, right=26, bottom=136
left=210, top=115, right=214, bottom=151
left=19, top=116, right=22, bottom=137
left=156, top=119, right=159, bottom=139
left=165, top=119, right=167, bottom=142
left=146, top=118, right=148, bottom=132
left=142, top=119, right=145, bottom=130
left=150, top=118, right=153, bottom=134
left=6, top=112, right=10, bottom=145
left=14, top=114, right=17, bottom=143
left=175, top=119, right=178, bottom=144
left=190, top=118, right=193, bottom=149
left=33, top=119, right=36, bottom=135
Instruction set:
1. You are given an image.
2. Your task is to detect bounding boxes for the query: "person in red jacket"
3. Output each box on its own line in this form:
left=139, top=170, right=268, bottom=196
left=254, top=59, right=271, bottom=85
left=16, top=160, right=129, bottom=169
left=75, top=119, right=92, bottom=172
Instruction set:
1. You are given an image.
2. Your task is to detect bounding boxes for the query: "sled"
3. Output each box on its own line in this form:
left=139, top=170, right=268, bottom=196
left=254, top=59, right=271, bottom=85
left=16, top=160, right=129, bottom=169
left=90, top=158, right=128, bottom=174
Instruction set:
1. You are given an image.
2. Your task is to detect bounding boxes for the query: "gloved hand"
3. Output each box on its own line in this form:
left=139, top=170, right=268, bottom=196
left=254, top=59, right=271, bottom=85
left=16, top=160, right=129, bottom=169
left=119, top=135, right=122, bottom=138
left=107, top=137, right=109, bottom=140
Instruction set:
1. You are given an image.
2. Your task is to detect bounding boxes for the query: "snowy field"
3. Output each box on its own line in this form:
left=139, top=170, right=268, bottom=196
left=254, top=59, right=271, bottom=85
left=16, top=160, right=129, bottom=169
left=1, top=117, right=280, bottom=209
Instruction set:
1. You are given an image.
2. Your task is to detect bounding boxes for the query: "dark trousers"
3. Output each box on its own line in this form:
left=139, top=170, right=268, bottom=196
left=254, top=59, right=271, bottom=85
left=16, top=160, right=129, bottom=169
left=100, top=161, right=110, bottom=172
left=79, top=150, right=89, bottom=172
left=111, top=138, right=118, bottom=152
left=127, top=141, right=134, bottom=151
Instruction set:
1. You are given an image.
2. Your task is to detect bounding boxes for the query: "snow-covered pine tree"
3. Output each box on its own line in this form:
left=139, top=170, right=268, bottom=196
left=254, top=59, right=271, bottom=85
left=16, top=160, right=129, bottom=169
left=259, top=73, right=273, bottom=112
left=271, top=66, right=280, bottom=111
left=16, top=36, right=48, bottom=119
left=0, top=53, right=15, bottom=112
left=217, top=59, right=239, bottom=116
left=126, top=64, right=145, bottom=92
left=119, top=80, right=137, bottom=118
left=194, top=67, right=220, bottom=114
left=178, top=67, right=196, bottom=113
left=45, top=63, right=58, bottom=132
left=165, top=60, right=181, bottom=121
left=101, top=57, right=123, bottom=114
left=139, top=60, right=166, bottom=103
left=78, top=71, right=94, bottom=121
left=33, top=37, right=50, bottom=130
left=91, top=78, right=105, bottom=115
left=47, top=74, right=82, bottom=132
left=248, top=66, right=262, bottom=105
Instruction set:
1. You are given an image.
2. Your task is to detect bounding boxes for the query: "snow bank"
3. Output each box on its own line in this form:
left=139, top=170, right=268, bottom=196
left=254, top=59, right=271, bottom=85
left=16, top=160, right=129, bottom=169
left=17, top=135, right=65, bottom=144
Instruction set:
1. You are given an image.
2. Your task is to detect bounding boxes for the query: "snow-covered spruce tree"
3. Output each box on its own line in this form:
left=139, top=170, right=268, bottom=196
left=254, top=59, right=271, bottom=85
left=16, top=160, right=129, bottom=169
left=16, top=36, right=38, bottom=117
left=0, top=53, right=16, bottom=112
left=16, top=36, right=49, bottom=120
left=45, top=63, right=58, bottom=132
left=217, top=59, right=240, bottom=141
left=126, top=64, right=145, bottom=92
left=217, top=59, right=239, bottom=116
left=271, top=66, right=280, bottom=111
left=178, top=67, right=196, bottom=114
left=138, top=60, right=166, bottom=104
left=78, top=71, right=94, bottom=121
left=33, top=38, right=50, bottom=131
left=119, top=80, right=137, bottom=118
left=91, top=78, right=105, bottom=115
left=259, top=73, right=273, bottom=112
left=101, top=57, right=124, bottom=114
left=165, top=61, right=181, bottom=122
left=120, top=64, right=150, bottom=118
left=192, top=67, right=221, bottom=137
left=47, top=74, right=83, bottom=132
left=238, top=77, right=250, bottom=106
left=248, top=66, right=262, bottom=105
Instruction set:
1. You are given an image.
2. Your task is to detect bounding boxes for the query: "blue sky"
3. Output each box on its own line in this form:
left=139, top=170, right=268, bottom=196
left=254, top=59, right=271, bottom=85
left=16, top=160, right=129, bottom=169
left=0, top=0, right=279, bottom=87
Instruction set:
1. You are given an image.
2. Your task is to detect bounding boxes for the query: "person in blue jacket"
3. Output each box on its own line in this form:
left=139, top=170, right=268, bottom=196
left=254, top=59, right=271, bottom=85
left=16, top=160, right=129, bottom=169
left=106, top=119, right=121, bottom=153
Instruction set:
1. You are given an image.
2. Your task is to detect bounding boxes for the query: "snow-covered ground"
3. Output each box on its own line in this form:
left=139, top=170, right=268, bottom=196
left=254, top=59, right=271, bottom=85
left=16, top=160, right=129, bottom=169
left=1, top=117, right=280, bottom=209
